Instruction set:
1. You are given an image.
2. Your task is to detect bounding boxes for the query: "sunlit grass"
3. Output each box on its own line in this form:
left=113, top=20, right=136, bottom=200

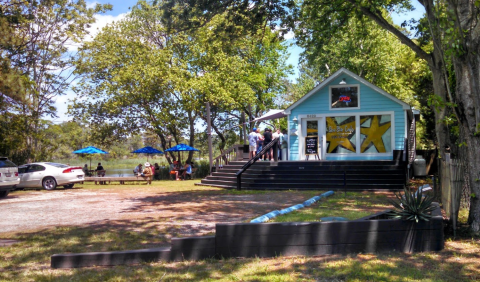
left=271, top=191, right=392, bottom=222
left=2, top=186, right=480, bottom=281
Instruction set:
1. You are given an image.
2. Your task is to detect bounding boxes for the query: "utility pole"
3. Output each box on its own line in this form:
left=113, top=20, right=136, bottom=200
left=206, top=102, right=213, bottom=175
left=241, top=111, right=247, bottom=144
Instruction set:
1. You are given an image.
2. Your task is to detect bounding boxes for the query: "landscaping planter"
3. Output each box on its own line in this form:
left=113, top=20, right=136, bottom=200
left=51, top=203, right=443, bottom=268
left=215, top=203, right=443, bottom=258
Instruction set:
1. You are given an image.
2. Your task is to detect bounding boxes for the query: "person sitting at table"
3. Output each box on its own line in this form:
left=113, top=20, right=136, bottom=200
left=133, top=163, right=142, bottom=176
left=95, top=162, right=105, bottom=177
left=181, top=162, right=192, bottom=180
left=154, top=163, right=161, bottom=180
left=141, top=162, right=153, bottom=184
left=169, top=161, right=180, bottom=180
left=150, top=163, right=155, bottom=179
left=82, top=164, right=91, bottom=176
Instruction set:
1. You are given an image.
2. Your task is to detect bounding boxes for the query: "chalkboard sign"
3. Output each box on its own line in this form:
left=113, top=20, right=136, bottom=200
left=305, top=136, right=318, bottom=155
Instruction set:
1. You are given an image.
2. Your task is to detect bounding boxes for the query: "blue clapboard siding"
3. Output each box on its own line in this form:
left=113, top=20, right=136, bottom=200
left=289, top=76, right=406, bottom=161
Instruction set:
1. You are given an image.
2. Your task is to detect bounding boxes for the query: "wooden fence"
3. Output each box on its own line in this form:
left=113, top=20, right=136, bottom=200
left=440, top=155, right=464, bottom=233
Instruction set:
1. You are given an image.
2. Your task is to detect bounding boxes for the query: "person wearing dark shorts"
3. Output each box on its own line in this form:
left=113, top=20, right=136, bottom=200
left=263, top=128, right=273, bottom=161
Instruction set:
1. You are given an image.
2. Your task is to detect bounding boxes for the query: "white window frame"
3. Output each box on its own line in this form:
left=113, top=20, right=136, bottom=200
left=324, top=111, right=395, bottom=156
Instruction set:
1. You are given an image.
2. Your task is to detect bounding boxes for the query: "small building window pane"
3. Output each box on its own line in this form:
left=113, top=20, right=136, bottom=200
left=326, top=116, right=356, bottom=154
left=306, top=120, right=318, bottom=136
left=360, top=115, right=392, bottom=153
left=331, top=86, right=359, bottom=108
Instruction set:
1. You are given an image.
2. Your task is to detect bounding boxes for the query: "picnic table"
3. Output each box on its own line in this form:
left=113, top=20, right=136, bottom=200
left=84, top=175, right=153, bottom=185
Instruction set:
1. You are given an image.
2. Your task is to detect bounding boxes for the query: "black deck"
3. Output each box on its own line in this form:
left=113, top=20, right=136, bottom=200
left=198, top=160, right=407, bottom=191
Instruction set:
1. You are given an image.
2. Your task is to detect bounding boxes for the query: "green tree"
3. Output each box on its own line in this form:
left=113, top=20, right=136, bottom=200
left=0, top=0, right=111, bottom=162
left=160, top=0, right=480, bottom=233
left=73, top=1, right=290, bottom=163
left=293, top=0, right=480, bottom=233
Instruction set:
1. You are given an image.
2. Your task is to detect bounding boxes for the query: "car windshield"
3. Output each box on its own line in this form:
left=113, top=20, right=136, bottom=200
left=45, top=162, right=69, bottom=168
left=0, top=159, right=17, bottom=168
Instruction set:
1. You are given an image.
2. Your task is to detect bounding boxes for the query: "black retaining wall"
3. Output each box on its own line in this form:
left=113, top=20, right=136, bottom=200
left=51, top=204, right=443, bottom=268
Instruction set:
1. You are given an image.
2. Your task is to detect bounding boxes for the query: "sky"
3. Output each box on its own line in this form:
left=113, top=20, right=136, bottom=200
left=49, top=1, right=425, bottom=123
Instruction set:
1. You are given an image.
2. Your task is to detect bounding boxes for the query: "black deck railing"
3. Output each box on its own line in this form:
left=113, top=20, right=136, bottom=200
left=235, top=137, right=279, bottom=190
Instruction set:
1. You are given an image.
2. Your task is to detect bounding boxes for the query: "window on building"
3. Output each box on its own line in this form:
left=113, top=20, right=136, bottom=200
left=330, top=86, right=359, bottom=109
left=360, top=115, right=392, bottom=153
left=325, top=116, right=356, bottom=154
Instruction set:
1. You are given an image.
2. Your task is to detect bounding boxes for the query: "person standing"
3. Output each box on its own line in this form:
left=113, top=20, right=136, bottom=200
left=150, top=163, right=155, bottom=180
left=256, top=128, right=264, bottom=156
left=248, top=127, right=258, bottom=159
left=263, top=128, right=273, bottom=161
left=154, top=163, right=161, bottom=180
left=273, top=128, right=284, bottom=160
left=281, top=129, right=288, bottom=161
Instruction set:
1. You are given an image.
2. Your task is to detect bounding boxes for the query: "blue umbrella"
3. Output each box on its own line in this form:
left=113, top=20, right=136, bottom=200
left=73, top=146, right=108, bottom=154
left=165, top=144, right=199, bottom=164
left=73, top=146, right=108, bottom=171
left=131, top=146, right=164, bottom=161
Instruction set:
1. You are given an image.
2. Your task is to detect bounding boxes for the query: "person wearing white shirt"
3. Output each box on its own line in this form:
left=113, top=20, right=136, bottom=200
left=273, top=128, right=283, bottom=160
left=248, top=128, right=259, bottom=159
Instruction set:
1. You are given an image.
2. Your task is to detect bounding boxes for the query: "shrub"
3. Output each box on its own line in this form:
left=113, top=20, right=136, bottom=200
left=388, top=187, right=437, bottom=223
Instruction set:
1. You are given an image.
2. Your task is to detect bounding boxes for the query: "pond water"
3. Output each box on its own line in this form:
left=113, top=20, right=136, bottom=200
left=101, top=167, right=169, bottom=177
left=103, top=168, right=134, bottom=177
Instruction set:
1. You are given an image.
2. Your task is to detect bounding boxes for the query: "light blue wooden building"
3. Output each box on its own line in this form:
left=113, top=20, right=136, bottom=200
left=284, top=68, right=417, bottom=161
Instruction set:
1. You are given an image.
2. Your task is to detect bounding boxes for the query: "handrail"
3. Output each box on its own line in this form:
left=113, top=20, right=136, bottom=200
left=235, top=137, right=279, bottom=190
left=212, top=144, right=244, bottom=173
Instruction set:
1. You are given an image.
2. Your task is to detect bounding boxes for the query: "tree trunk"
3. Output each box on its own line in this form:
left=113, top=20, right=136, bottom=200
left=446, top=0, right=480, bottom=233
left=429, top=50, right=451, bottom=160
left=452, top=53, right=480, bottom=232
left=187, top=110, right=196, bottom=164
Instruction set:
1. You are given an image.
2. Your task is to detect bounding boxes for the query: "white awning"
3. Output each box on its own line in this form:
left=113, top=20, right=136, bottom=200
left=253, top=109, right=287, bottom=122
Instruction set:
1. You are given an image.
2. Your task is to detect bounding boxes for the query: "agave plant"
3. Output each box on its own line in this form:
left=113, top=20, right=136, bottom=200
left=388, top=187, right=436, bottom=223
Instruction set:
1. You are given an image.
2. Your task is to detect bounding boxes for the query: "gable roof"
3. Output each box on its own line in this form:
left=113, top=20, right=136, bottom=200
left=284, top=68, right=411, bottom=114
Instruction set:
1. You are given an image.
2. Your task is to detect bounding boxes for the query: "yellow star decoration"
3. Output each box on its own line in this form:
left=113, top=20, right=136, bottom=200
left=360, top=116, right=391, bottom=153
left=326, top=117, right=357, bottom=153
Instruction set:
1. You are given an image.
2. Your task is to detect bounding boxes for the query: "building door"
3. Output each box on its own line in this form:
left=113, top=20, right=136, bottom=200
left=300, top=117, right=323, bottom=160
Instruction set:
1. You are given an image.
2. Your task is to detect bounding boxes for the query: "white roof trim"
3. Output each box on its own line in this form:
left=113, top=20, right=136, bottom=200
left=284, top=67, right=411, bottom=114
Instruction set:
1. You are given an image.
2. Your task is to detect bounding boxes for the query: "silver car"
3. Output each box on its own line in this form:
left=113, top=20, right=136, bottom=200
left=0, top=157, right=20, bottom=198
left=17, top=162, right=85, bottom=190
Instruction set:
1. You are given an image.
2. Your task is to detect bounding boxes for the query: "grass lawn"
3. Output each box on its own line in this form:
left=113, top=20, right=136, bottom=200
left=270, top=191, right=393, bottom=223
left=1, top=182, right=479, bottom=281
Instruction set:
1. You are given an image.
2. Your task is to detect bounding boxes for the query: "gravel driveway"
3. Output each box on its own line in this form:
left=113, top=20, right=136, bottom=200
left=0, top=187, right=310, bottom=237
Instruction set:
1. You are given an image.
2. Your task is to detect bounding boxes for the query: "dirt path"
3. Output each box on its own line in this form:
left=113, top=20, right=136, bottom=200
left=0, top=187, right=310, bottom=237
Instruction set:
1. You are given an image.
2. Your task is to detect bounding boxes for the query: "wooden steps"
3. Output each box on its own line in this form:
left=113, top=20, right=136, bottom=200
left=197, top=160, right=406, bottom=191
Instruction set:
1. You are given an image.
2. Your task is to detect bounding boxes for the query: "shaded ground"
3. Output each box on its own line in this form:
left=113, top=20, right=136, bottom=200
left=0, top=185, right=392, bottom=239
left=0, top=186, right=315, bottom=237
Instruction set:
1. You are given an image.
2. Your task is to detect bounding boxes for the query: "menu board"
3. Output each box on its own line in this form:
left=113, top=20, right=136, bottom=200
left=305, top=136, right=318, bottom=155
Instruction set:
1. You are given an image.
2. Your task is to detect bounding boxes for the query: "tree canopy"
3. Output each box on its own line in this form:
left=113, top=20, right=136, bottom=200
left=72, top=0, right=291, bottom=163
left=0, top=0, right=111, bottom=163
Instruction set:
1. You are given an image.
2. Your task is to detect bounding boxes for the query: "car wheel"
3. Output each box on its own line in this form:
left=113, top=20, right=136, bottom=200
left=42, top=177, right=57, bottom=190
left=0, top=190, right=9, bottom=198
left=63, top=184, right=74, bottom=189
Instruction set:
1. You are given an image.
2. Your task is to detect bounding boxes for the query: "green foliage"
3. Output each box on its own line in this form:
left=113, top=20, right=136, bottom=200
left=295, top=9, right=422, bottom=108
left=388, top=188, right=437, bottom=223
left=73, top=1, right=291, bottom=156
left=0, top=0, right=111, bottom=162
